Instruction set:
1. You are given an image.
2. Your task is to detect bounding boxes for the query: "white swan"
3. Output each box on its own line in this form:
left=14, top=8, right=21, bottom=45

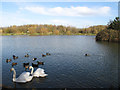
left=10, top=68, right=33, bottom=83
left=29, top=66, right=48, bottom=77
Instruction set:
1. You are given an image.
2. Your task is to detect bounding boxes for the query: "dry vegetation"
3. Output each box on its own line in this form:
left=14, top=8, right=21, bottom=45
left=1, top=24, right=107, bottom=36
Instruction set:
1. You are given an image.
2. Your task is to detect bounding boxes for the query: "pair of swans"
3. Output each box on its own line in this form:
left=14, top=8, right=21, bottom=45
left=10, top=66, right=48, bottom=83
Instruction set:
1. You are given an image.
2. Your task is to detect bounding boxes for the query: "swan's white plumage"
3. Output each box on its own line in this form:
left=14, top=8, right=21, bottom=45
left=19, top=72, right=33, bottom=82
left=29, top=66, right=48, bottom=77
left=33, top=68, right=48, bottom=77
left=11, top=68, right=33, bottom=83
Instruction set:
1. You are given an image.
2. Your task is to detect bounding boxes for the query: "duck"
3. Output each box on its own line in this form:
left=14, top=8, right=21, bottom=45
left=46, top=53, right=51, bottom=56
left=25, top=65, right=29, bottom=70
left=6, top=59, right=12, bottom=63
left=13, top=55, right=18, bottom=59
left=29, top=66, right=48, bottom=77
left=42, top=54, right=46, bottom=57
left=32, top=63, right=38, bottom=67
left=23, top=63, right=29, bottom=67
left=13, top=55, right=15, bottom=58
left=33, top=58, right=37, bottom=61
left=10, top=68, right=33, bottom=83
left=12, top=63, right=17, bottom=67
left=25, top=54, right=29, bottom=57
left=37, top=61, right=44, bottom=65
left=85, top=54, right=90, bottom=56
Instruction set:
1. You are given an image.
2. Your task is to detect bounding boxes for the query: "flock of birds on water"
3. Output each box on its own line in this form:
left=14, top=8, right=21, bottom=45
left=6, top=53, right=51, bottom=83
left=6, top=53, right=90, bottom=83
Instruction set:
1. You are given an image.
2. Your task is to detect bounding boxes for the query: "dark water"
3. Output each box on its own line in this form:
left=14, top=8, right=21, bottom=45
left=1, top=35, right=119, bottom=88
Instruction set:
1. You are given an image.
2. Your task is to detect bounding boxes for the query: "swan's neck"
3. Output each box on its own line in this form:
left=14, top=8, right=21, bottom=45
left=13, top=69, right=16, bottom=81
left=31, top=67, right=34, bottom=75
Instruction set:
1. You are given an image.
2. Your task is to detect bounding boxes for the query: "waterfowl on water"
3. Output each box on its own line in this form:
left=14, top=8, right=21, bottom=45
left=29, top=66, right=48, bottom=77
left=46, top=53, right=51, bottom=56
left=32, top=63, right=38, bottom=67
left=85, top=54, right=90, bottom=56
left=10, top=68, right=33, bottom=83
left=13, top=55, right=18, bottom=59
left=33, top=58, right=37, bottom=61
left=12, top=63, right=17, bottom=66
left=25, top=65, right=29, bottom=70
left=25, top=54, right=29, bottom=57
left=13, top=55, right=15, bottom=58
left=6, top=59, right=12, bottom=63
left=37, top=61, right=44, bottom=65
left=23, top=63, right=29, bottom=66
left=42, top=54, right=46, bottom=57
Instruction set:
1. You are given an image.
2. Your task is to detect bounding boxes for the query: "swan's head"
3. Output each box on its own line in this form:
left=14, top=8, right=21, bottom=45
left=10, top=68, right=14, bottom=72
left=29, top=66, right=33, bottom=70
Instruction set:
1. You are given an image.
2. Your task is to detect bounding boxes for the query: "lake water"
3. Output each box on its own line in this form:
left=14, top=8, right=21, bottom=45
left=1, top=35, right=119, bottom=88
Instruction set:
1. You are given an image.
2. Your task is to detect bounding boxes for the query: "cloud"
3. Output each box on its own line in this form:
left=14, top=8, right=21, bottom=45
left=22, top=6, right=111, bottom=16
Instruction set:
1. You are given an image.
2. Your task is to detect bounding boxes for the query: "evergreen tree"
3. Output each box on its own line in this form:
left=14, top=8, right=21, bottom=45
left=108, top=17, right=120, bottom=30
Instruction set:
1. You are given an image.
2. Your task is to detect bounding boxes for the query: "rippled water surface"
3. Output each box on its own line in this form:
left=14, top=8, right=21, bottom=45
left=1, top=35, right=119, bottom=88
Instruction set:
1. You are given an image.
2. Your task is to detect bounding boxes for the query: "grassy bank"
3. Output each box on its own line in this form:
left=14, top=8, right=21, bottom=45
left=2, top=33, right=28, bottom=36
left=1, top=33, right=96, bottom=36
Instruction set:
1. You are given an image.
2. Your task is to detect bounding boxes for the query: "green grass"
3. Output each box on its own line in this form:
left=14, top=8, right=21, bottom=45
left=1, top=33, right=96, bottom=36
left=75, top=33, right=96, bottom=36
left=2, top=33, right=28, bottom=36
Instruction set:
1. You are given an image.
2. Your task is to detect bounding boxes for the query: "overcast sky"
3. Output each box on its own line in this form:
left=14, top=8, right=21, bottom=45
left=1, top=2, right=118, bottom=28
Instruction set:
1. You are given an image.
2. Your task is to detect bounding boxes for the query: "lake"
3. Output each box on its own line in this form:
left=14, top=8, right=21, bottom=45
left=1, top=35, right=119, bottom=88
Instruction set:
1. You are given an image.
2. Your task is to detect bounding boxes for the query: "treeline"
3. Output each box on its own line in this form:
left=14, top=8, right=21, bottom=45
left=96, top=17, right=120, bottom=42
left=1, top=24, right=107, bottom=35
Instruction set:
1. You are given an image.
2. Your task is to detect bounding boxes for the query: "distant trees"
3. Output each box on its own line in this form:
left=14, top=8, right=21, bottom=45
left=29, top=27, right=36, bottom=34
left=79, top=25, right=107, bottom=34
left=53, top=30, right=59, bottom=35
left=1, top=24, right=107, bottom=35
left=66, top=31, right=71, bottom=35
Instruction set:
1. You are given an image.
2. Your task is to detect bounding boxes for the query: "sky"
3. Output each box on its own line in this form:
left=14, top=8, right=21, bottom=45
left=1, top=1, right=118, bottom=28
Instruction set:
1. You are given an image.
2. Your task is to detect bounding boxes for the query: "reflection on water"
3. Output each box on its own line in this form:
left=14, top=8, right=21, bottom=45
left=1, top=35, right=119, bottom=88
